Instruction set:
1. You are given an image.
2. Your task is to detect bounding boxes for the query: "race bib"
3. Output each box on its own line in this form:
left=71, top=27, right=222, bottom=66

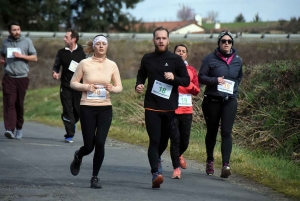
left=87, top=85, right=106, bottom=99
left=151, top=80, right=173, bottom=99
left=7, top=47, right=21, bottom=58
left=178, top=94, right=192, bottom=106
left=68, top=60, right=79, bottom=72
left=217, top=79, right=235, bottom=94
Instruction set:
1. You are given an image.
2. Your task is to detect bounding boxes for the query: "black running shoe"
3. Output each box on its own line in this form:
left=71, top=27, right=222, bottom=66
left=70, top=150, right=82, bottom=176
left=90, top=176, right=102, bottom=188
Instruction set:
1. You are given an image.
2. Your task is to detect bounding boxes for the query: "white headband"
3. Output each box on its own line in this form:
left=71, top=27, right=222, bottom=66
left=93, top=36, right=108, bottom=47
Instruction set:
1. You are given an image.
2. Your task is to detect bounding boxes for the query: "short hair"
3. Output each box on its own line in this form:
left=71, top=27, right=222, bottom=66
left=174, top=44, right=188, bottom=53
left=67, top=28, right=79, bottom=43
left=7, top=21, right=20, bottom=31
left=153, top=26, right=169, bottom=38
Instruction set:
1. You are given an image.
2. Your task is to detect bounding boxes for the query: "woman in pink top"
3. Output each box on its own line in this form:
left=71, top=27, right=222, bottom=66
left=69, top=34, right=123, bottom=188
left=170, top=44, right=200, bottom=179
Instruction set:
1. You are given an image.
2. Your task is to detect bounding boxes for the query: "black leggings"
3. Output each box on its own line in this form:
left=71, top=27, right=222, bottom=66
left=145, top=110, right=175, bottom=173
left=170, top=114, right=192, bottom=169
left=77, top=105, right=112, bottom=176
left=201, top=96, right=237, bottom=165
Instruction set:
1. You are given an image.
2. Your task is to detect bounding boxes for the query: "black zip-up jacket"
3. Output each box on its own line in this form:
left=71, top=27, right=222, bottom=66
left=135, top=50, right=190, bottom=110
left=52, top=45, right=86, bottom=89
left=198, top=48, right=243, bottom=99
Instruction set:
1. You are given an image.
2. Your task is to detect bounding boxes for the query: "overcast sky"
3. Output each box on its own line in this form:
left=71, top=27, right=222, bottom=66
left=126, top=0, right=300, bottom=23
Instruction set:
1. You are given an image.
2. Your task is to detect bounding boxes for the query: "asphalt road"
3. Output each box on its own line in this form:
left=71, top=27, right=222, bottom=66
left=0, top=122, right=295, bottom=201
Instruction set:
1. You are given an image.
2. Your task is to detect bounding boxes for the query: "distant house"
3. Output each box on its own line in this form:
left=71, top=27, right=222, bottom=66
left=133, top=20, right=205, bottom=34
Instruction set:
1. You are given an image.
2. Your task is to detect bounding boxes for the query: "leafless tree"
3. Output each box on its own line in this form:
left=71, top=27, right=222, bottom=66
left=207, top=11, right=219, bottom=23
left=176, top=4, right=195, bottom=21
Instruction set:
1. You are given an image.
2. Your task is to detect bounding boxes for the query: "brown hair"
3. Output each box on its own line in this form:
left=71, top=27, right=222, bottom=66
left=83, top=34, right=107, bottom=55
left=153, top=26, right=169, bottom=38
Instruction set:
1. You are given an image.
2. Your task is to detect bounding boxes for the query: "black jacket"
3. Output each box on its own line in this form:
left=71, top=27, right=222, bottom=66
left=198, top=48, right=243, bottom=98
left=53, top=45, right=86, bottom=89
left=136, top=50, right=190, bottom=110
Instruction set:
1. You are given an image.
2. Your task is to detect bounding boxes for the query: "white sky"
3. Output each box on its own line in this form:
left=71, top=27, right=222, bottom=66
left=126, top=0, right=300, bottom=23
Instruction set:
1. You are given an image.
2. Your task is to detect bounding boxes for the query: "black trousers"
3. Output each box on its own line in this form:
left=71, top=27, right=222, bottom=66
left=60, top=86, right=81, bottom=137
left=170, top=114, right=192, bottom=169
left=145, top=110, right=175, bottom=173
left=201, top=96, right=237, bottom=165
left=77, top=105, right=112, bottom=176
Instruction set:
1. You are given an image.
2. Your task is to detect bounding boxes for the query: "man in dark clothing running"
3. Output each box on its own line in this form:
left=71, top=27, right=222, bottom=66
left=52, top=28, right=86, bottom=143
left=135, top=26, right=190, bottom=188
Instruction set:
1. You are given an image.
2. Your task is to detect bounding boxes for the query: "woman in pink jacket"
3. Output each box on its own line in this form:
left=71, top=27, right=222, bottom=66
left=170, top=44, right=200, bottom=179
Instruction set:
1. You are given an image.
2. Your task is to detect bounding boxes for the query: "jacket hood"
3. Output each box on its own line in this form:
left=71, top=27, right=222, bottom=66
left=7, top=34, right=25, bottom=42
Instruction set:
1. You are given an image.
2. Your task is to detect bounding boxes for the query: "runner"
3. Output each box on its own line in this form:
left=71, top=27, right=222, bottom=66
left=198, top=31, right=243, bottom=178
left=69, top=34, right=122, bottom=188
left=1, top=20, right=37, bottom=139
left=52, top=28, right=86, bottom=143
left=170, top=44, right=200, bottom=179
left=135, top=26, right=190, bottom=188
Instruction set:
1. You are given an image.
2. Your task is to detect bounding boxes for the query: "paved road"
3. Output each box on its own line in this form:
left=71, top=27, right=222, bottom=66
left=0, top=122, right=294, bottom=201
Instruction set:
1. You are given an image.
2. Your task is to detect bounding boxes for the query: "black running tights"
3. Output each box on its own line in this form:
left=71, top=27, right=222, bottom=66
left=145, top=110, right=175, bottom=173
left=170, top=114, right=192, bottom=169
left=201, top=98, right=237, bottom=165
left=77, top=105, right=112, bottom=176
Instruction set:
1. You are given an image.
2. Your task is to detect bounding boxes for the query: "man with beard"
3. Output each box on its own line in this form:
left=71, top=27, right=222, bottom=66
left=0, top=21, right=37, bottom=140
left=135, top=26, right=190, bottom=188
left=52, top=28, right=86, bottom=143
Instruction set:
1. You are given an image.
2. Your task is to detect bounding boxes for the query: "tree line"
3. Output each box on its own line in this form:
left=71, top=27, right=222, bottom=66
left=0, top=0, right=142, bottom=32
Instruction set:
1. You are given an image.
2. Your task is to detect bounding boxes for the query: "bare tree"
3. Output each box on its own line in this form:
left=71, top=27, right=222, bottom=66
left=253, top=13, right=262, bottom=22
left=176, top=4, right=195, bottom=21
left=207, top=11, right=219, bottom=23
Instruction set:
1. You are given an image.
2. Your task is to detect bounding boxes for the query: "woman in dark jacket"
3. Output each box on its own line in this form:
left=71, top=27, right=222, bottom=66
left=198, top=31, right=243, bottom=178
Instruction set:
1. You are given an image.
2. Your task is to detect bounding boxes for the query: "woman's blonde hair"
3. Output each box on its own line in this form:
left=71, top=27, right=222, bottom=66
left=84, top=34, right=107, bottom=55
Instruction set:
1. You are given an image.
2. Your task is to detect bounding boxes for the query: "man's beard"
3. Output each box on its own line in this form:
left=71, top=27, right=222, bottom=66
left=10, top=33, right=20, bottom=40
left=155, top=44, right=168, bottom=53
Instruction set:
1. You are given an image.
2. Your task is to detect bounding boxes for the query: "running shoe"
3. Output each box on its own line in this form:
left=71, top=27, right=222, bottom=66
left=220, top=163, right=231, bottom=178
left=4, top=130, right=14, bottom=139
left=15, top=129, right=23, bottom=139
left=152, top=172, right=164, bottom=188
left=179, top=155, right=187, bottom=169
left=206, top=160, right=214, bottom=176
left=65, top=137, right=73, bottom=143
left=90, top=176, right=102, bottom=188
left=70, top=150, right=82, bottom=176
left=158, top=157, right=163, bottom=174
left=171, top=167, right=181, bottom=179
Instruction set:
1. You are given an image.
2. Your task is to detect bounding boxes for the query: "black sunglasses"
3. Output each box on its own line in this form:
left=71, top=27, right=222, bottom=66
left=221, top=39, right=233, bottom=44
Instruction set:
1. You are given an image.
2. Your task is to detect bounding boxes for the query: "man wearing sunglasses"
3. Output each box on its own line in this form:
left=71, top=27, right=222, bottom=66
left=198, top=31, right=243, bottom=179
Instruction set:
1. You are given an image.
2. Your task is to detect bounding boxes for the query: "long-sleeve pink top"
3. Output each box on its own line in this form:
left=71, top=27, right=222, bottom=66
left=70, top=56, right=123, bottom=106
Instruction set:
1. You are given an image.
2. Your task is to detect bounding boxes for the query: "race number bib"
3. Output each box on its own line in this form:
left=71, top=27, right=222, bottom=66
left=87, top=85, right=106, bottom=99
left=217, top=79, right=235, bottom=94
left=151, top=80, right=173, bottom=99
left=178, top=94, right=192, bottom=106
left=7, top=47, right=21, bottom=58
left=68, top=60, right=79, bottom=72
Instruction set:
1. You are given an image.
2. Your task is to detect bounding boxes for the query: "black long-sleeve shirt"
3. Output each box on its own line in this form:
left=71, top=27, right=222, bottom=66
left=52, top=45, right=86, bottom=89
left=136, top=50, right=190, bottom=110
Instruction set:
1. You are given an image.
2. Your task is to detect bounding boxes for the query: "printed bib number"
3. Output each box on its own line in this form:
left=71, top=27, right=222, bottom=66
left=7, top=47, right=21, bottom=58
left=68, top=60, right=79, bottom=72
left=151, top=80, right=173, bottom=99
left=217, top=79, right=235, bottom=94
left=87, top=85, right=106, bottom=99
left=178, top=94, right=192, bottom=106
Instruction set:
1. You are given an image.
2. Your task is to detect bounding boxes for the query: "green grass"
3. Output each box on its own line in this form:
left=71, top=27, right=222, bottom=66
left=0, top=77, right=299, bottom=199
